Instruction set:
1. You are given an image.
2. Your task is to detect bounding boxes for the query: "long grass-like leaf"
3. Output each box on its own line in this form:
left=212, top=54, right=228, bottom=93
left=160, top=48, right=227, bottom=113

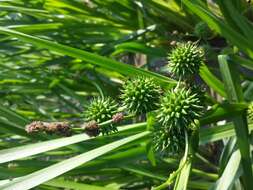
left=0, top=131, right=149, bottom=190
left=210, top=150, right=242, bottom=190
left=0, top=27, right=175, bottom=85
left=0, top=123, right=146, bottom=164
left=218, top=55, right=253, bottom=189
left=183, top=0, right=253, bottom=59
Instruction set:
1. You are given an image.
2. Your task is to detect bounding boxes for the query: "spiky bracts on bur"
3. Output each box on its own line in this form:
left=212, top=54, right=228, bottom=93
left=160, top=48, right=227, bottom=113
left=84, top=97, right=118, bottom=135
left=248, top=102, right=253, bottom=122
left=153, top=127, right=185, bottom=155
left=167, top=42, right=204, bottom=80
left=153, top=85, right=203, bottom=154
left=157, top=85, right=203, bottom=129
left=121, top=77, right=162, bottom=115
left=85, top=97, right=118, bottom=123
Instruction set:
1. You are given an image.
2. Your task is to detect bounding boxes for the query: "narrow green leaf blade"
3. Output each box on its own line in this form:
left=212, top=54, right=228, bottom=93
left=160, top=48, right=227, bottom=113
left=0, top=123, right=146, bottom=164
left=0, top=131, right=149, bottom=190
left=0, top=27, right=175, bottom=85
left=210, top=150, right=242, bottom=190
left=219, top=55, right=253, bottom=189
left=44, top=179, right=115, bottom=190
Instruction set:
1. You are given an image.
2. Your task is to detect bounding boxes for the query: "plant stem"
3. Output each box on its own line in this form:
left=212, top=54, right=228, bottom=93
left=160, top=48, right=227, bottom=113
left=72, top=113, right=136, bottom=132
left=152, top=159, right=189, bottom=190
left=153, top=130, right=191, bottom=190
left=192, top=168, right=218, bottom=180
left=195, top=152, right=219, bottom=171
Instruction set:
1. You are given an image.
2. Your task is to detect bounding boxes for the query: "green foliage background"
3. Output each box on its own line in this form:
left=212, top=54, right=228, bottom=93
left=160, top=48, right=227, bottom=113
left=0, top=0, right=253, bottom=190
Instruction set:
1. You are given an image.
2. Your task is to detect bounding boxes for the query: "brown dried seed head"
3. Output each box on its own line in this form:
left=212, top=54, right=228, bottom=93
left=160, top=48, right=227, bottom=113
left=25, top=121, right=71, bottom=136
left=44, top=122, right=71, bottom=135
left=25, top=121, right=45, bottom=133
left=43, top=122, right=57, bottom=133
left=56, top=122, right=71, bottom=136
left=112, top=112, right=124, bottom=123
left=83, top=120, right=100, bottom=137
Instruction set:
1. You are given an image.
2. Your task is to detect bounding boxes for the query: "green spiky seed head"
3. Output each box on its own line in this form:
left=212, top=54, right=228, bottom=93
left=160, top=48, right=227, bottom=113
left=153, top=127, right=185, bottom=155
left=157, top=85, right=204, bottom=131
left=84, top=97, right=118, bottom=134
left=194, top=22, right=212, bottom=39
left=248, top=102, right=253, bottom=122
left=85, top=97, right=118, bottom=123
left=167, top=42, right=204, bottom=79
left=121, top=77, right=162, bottom=114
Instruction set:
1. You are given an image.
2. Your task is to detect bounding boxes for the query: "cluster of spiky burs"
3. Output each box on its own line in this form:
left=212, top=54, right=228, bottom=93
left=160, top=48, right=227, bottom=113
left=167, top=42, right=204, bottom=80
left=153, top=85, right=204, bottom=155
left=83, top=77, right=161, bottom=136
left=120, top=77, right=162, bottom=114
left=82, top=42, right=205, bottom=154
left=25, top=41, right=205, bottom=157
left=151, top=42, right=205, bottom=155
left=84, top=97, right=119, bottom=135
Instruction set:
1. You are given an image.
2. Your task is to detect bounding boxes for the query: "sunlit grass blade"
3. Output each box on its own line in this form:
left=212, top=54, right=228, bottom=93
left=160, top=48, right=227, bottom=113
left=44, top=179, right=115, bottom=190
left=0, top=131, right=149, bottom=190
left=0, top=123, right=146, bottom=164
left=210, top=150, right=242, bottom=190
left=199, top=64, right=226, bottom=97
left=0, top=27, right=175, bottom=86
left=219, top=54, right=253, bottom=189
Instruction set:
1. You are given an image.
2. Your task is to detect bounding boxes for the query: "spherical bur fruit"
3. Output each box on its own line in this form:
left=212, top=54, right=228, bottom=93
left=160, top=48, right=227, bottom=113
left=121, top=77, right=162, bottom=114
left=167, top=42, right=204, bottom=79
left=84, top=97, right=118, bottom=135
left=153, top=127, right=185, bottom=156
left=84, top=97, right=118, bottom=123
left=156, top=85, right=204, bottom=131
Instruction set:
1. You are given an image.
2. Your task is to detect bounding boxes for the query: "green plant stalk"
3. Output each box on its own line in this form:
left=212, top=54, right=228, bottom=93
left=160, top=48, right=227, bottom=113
left=73, top=113, right=136, bottom=132
left=161, top=158, right=219, bottom=181
left=218, top=55, right=253, bottom=189
left=191, top=168, right=218, bottom=180
left=152, top=159, right=189, bottom=190
left=195, top=153, right=219, bottom=172
left=153, top=129, right=197, bottom=190
left=173, top=129, right=199, bottom=190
